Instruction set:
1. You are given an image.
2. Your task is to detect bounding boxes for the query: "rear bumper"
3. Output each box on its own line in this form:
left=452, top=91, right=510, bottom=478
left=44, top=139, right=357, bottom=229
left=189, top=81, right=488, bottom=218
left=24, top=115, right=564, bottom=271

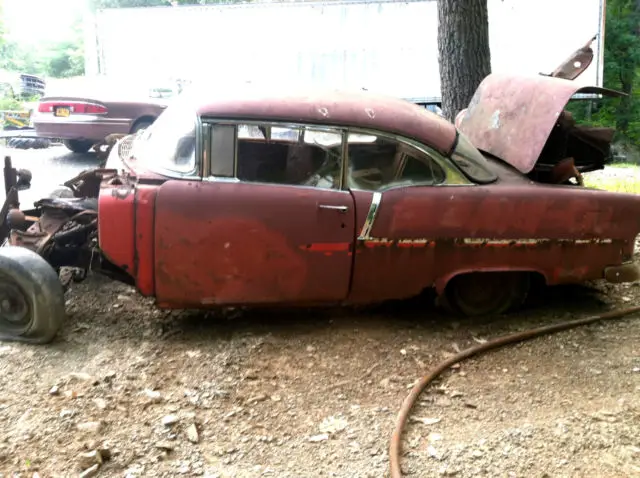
left=604, top=261, right=640, bottom=283
left=33, top=115, right=131, bottom=141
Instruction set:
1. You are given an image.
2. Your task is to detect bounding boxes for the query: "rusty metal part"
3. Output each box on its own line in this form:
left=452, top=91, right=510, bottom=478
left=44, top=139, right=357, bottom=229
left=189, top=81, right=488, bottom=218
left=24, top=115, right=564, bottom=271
left=62, top=168, right=120, bottom=198
left=604, top=262, right=640, bottom=283
left=457, top=74, right=624, bottom=175
left=549, top=157, right=584, bottom=185
left=9, top=209, right=98, bottom=256
left=544, top=35, right=597, bottom=80
left=389, top=305, right=640, bottom=478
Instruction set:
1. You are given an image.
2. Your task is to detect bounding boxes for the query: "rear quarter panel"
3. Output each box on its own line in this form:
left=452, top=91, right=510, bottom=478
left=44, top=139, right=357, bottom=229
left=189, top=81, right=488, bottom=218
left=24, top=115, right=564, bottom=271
left=352, top=181, right=640, bottom=300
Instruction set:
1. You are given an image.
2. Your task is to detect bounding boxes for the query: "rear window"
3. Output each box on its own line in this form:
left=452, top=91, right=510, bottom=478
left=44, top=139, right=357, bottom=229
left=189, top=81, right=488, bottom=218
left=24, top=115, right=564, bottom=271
left=450, top=132, right=497, bottom=184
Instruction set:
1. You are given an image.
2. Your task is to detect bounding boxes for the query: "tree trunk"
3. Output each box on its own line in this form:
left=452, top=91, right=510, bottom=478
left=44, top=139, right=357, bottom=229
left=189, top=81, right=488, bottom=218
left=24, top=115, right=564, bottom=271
left=437, top=0, right=492, bottom=122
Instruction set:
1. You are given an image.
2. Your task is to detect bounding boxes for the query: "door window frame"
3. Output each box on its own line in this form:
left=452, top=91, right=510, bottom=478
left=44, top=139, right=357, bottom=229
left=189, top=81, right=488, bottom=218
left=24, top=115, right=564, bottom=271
left=198, top=118, right=473, bottom=189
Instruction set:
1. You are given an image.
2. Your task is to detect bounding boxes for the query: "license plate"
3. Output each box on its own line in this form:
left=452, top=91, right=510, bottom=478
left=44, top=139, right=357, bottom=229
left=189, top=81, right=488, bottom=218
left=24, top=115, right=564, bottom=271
left=54, top=107, right=71, bottom=118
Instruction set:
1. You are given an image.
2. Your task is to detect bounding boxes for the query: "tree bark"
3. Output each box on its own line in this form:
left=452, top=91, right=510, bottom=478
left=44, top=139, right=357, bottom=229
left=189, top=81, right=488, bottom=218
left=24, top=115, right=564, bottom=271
left=437, top=0, right=492, bottom=122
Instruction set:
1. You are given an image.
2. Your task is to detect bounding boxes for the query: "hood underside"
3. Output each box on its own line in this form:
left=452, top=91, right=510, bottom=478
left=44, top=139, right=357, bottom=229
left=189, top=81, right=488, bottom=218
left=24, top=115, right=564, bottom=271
left=456, top=73, right=625, bottom=175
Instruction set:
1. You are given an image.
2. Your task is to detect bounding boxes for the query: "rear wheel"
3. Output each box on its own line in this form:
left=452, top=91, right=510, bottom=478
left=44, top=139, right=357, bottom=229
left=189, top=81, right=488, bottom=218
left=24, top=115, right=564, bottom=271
left=0, top=247, right=66, bottom=344
left=63, top=139, right=93, bottom=154
left=444, top=271, right=531, bottom=317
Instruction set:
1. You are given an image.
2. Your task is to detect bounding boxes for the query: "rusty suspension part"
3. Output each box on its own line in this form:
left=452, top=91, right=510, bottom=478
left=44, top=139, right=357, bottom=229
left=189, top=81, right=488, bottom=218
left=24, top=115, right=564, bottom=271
left=388, top=305, right=640, bottom=478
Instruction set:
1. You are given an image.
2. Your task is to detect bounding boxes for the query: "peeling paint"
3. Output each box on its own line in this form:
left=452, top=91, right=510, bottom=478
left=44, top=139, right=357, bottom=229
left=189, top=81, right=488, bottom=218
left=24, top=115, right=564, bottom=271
left=490, top=110, right=501, bottom=129
left=111, top=187, right=132, bottom=199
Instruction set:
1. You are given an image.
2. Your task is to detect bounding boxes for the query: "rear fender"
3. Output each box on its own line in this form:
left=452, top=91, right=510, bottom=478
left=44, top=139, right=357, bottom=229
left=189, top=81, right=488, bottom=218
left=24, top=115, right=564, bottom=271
left=434, top=267, right=548, bottom=295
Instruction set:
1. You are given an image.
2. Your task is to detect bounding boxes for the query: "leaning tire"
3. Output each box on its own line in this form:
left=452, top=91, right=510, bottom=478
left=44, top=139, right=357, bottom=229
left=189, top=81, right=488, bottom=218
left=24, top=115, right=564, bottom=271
left=32, top=138, right=50, bottom=149
left=0, top=246, right=65, bottom=344
left=444, top=271, right=530, bottom=317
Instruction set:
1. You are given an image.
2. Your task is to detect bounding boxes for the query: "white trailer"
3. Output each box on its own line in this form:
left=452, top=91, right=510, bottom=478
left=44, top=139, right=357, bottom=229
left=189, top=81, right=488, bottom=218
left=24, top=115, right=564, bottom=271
left=84, top=0, right=606, bottom=104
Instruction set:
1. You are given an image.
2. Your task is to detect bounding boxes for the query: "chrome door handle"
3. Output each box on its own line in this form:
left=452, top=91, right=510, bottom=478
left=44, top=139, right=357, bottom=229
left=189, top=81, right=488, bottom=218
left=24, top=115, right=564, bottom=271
left=318, top=204, right=349, bottom=213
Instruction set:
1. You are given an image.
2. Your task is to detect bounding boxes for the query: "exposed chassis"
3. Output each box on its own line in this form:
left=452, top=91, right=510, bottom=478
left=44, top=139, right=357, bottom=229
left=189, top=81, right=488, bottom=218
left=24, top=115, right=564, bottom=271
left=0, top=155, right=131, bottom=289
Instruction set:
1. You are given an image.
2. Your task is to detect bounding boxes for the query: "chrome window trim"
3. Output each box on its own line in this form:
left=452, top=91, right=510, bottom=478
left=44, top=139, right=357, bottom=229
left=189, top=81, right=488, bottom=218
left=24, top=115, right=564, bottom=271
left=344, top=126, right=473, bottom=189
left=201, top=118, right=347, bottom=192
left=197, top=117, right=473, bottom=190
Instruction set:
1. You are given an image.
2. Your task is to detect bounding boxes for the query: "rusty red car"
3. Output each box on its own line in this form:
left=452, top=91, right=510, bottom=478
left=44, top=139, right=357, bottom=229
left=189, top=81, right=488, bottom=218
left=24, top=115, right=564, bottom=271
left=0, top=63, right=638, bottom=344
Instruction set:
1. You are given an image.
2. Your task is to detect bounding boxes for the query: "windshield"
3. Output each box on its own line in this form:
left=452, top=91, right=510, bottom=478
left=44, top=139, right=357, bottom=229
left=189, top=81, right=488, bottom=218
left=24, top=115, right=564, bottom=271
left=136, top=102, right=197, bottom=175
left=451, top=132, right=498, bottom=184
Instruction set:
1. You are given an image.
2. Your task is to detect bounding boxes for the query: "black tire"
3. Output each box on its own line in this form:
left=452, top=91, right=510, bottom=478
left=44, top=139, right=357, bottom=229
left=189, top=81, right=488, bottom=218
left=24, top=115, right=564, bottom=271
left=131, top=118, right=155, bottom=134
left=63, top=139, right=93, bottom=154
left=444, top=271, right=531, bottom=317
left=33, top=138, right=51, bottom=149
left=6, top=137, right=50, bottom=150
left=0, top=246, right=66, bottom=344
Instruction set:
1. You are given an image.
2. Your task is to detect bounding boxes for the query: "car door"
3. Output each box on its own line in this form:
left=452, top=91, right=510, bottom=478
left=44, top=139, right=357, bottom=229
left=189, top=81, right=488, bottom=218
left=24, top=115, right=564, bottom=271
left=153, top=121, right=355, bottom=307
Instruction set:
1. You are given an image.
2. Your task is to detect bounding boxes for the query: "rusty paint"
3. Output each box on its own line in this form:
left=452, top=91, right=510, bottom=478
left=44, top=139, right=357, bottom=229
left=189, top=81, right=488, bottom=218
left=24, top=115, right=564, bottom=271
left=458, top=74, right=625, bottom=175
left=345, top=184, right=640, bottom=304
left=194, top=88, right=456, bottom=156
left=302, top=242, right=351, bottom=253
left=98, top=185, right=135, bottom=273
left=153, top=180, right=355, bottom=307
left=133, top=185, right=158, bottom=296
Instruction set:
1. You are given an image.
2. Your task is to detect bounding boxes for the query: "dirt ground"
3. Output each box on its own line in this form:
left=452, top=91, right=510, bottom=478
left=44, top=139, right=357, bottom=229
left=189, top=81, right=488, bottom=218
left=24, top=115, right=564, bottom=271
left=0, top=248, right=639, bottom=477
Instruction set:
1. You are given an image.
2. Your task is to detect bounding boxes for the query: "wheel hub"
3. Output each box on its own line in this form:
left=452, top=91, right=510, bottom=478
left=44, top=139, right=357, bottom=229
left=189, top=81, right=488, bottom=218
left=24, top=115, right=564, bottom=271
left=0, top=281, right=30, bottom=331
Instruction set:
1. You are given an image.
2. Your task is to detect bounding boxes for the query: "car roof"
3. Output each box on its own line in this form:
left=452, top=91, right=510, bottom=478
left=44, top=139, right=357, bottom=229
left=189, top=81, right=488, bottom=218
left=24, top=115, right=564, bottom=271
left=188, top=83, right=457, bottom=155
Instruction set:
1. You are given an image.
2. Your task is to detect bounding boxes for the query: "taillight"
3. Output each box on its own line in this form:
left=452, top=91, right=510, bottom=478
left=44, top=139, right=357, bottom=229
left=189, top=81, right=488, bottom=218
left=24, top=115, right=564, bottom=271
left=37, top=101, right=108, bottom=115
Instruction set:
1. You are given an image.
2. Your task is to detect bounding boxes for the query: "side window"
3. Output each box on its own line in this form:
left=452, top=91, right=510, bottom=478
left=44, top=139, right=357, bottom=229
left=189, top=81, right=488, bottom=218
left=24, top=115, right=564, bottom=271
left=347, top=133, right=446, bottom=191
left=236, top=123, right=343, bottom=190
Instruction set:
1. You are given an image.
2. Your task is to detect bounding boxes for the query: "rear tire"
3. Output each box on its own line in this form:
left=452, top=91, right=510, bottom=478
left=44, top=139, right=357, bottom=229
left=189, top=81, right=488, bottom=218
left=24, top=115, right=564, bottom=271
left=63, top=139, right=93, bottom=154
left=444, top=271, right=530, bottom=317
left=0, top=246, right=66, bottom=344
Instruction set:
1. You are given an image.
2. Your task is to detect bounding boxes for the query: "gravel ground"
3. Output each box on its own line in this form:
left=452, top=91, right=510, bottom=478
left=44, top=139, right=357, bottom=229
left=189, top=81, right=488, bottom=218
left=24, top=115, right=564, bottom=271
left=0, top=253, right=637, bottom=477
left=0, top=148, right=637, bottom=477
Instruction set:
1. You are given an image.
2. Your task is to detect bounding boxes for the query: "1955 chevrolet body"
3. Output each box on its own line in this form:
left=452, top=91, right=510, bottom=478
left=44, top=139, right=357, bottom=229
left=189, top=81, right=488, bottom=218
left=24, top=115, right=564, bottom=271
left=0, top=41, right=638, bottom=344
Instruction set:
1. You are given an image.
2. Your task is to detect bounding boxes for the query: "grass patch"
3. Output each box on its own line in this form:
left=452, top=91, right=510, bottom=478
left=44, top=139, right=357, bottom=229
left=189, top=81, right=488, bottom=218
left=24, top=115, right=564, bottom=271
left=584, top=166, right=640, bottom=194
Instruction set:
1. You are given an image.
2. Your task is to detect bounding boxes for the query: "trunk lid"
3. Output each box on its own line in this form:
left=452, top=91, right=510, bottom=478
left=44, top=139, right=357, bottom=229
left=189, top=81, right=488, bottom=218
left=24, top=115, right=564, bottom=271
left=456, top=75, right=624, bottom=175
left=456, top=37, right=626, bottom=178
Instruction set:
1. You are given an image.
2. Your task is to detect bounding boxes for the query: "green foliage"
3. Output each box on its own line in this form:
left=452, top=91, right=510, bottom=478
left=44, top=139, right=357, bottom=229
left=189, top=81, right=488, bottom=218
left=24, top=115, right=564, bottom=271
left=0, top=9, right=84, bottom=78
left=45, top=40, right=85, bottom=78
left=567, top=0, right=640, bottom=147
left=0, top=95, right=24, bottom=111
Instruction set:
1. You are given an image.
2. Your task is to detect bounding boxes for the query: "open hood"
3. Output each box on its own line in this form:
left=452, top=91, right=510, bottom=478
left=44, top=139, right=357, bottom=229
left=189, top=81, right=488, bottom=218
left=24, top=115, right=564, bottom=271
left=456, top=73, right=624, bottom=175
